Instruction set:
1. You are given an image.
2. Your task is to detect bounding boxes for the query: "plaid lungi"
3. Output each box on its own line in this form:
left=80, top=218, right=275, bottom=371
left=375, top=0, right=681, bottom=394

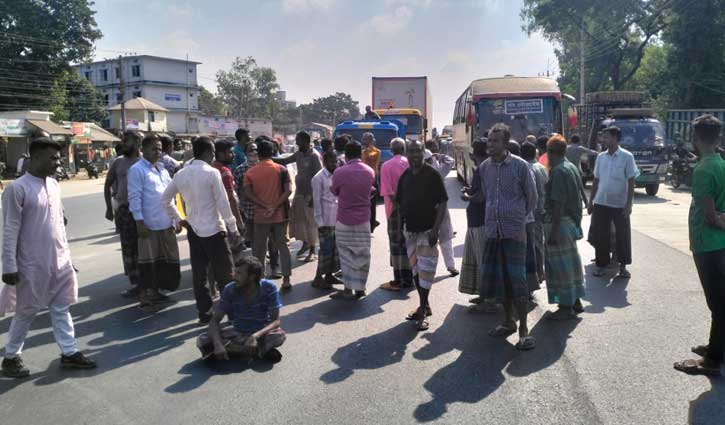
left=404, top=229, right=439, bottom=289
left=335, top=221, right=371, bottom=291
left=526, top=222, right=541, bottom=293
left=197, top=325, right=286, bottom=358
left=316, top=226, right=340, bottom=276
left=480, top=237, right=528, bottom=302
left=545, top=217, right=585, bottom=306
left=459, top=226, right=485, bottom=295
left=387, top=215, right=413, bottom=285
left=289, top=194, right=319, bottom=245
left=138, top=227, right=181, bottom=291
left=116, top=204, right=140, bottom=286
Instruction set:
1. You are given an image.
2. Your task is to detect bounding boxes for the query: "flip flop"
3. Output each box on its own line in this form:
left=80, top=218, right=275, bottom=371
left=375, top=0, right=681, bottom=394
left=416, top=319, right=430, bottom=332
left=515, top=336, right=536, bottom=351
left=592, top=269, right=606, bottom=277
left=673, top=359, right=721, bottom=376
left=488, top=323, right=517, bottom=337
left=405, top=306, right=432, bottom=320
left=546, top=309, right=578, bottom=321
left=617, top=269, right=631, bottom=279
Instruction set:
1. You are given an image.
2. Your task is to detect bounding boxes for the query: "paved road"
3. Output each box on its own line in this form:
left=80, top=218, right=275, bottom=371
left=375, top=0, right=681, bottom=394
left=0, top=177, right=722, bottom=425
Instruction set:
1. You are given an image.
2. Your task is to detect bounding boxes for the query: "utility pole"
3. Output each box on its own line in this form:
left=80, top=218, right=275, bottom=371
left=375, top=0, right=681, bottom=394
left=579, top=27, right=586, bottom=103
left=118, top=55, right=126, bottom=132
left=186, top=53, right=190, bottom=133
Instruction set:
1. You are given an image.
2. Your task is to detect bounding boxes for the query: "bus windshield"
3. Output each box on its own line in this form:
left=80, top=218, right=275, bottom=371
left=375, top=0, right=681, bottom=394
left=604, top=120, right=664, bottom=147
left=379, top=114, right=421, bottom=134
left=476, top=97, right=557, bottom=142
left=334, top=129, right=398, bottom=149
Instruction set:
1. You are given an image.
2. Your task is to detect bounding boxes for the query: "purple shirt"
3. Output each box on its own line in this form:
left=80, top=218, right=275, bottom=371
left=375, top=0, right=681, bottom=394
left=477, top=153, right=537, bottom=241
left=380, top=154, right=409, bottom=219
left=330, top=159, right=375, bottom=225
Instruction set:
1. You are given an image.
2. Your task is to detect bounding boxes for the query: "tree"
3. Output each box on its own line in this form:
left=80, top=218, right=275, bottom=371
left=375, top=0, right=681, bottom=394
left=215, top=56, right=279, bottom=120
left=521, top=0, right=676, bottom=95
left=198, top=86, right=227, bottom=116
left=0, top=0, right=102, bottom=111
left=47, top=71, right=107, bottom=123
left=298, top=92, right=360, bottom=126
left=661, top=0, right=725, bottom=108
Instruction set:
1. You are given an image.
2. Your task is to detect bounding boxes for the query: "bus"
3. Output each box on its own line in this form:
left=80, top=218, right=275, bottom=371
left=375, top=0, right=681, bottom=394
left=451, top=76, right=567, bottom=184
left=374, top=108, right=427, bottom=142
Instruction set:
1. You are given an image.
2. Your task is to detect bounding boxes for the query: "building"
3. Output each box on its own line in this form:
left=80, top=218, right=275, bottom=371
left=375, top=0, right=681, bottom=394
left=275, top=90, right=297, bottom=109
left=72, top=55, right=200, bottom=133
left=107, top=97, right=168, bottom=133
left=0, top=111, right=73, bottom=173
left=198, top=116, right=272, bottom=139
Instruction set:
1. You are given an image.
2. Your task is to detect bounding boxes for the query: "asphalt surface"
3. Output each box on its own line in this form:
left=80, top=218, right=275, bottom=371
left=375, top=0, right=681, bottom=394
left=0, top=177, right=722, bottom=425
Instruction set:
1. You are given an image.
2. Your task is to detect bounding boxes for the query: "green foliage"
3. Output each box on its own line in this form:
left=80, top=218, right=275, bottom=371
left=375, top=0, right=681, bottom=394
left=198, top=86, right=227, bottom=116
left=298, top=92, right=360, bottom=126
left=0, top=0, right=102, bottom=111
left=47, top=71, right=107, bottom=123
left=215, top=56, right=279, bottom=119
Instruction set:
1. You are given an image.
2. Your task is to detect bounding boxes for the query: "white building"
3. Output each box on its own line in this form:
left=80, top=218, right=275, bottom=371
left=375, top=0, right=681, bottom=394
left=72, top=55, right=200, bottom=133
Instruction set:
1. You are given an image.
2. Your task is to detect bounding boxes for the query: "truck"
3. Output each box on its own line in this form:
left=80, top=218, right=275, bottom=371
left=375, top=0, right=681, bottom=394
left=666, top=109, right=725, bottom=149
left=371, top=76, right=432, bottom=142
left=576, top=91, right=668, bottom=196
left=333, top=119, right=406, bottom=167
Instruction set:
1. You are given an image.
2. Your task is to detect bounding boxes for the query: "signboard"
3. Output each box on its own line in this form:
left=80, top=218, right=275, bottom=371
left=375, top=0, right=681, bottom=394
left=504, top=99, right=543, bottom=115
left=165, top=93, right=182, bottom=102
left=372, top=77, right=427, bottom=112
left=0, top=119, right=25, bottom=136
left=126, top=119, right=139, bottom=130
left=71, top=122, right=91, bottom=137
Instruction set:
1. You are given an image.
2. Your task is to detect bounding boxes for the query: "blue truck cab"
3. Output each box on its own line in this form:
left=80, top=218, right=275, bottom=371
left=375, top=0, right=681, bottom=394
left=333, top=120, right=406, bottom=165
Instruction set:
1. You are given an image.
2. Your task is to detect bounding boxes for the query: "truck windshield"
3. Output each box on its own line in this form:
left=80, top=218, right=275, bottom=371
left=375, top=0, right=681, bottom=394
left=334, top=129, right=398, bottom=149
left=476, top=97, right=557, bottom=142
left=380, top=115, right=421, bottom=134
left=607, top=120, right=664, bottom=147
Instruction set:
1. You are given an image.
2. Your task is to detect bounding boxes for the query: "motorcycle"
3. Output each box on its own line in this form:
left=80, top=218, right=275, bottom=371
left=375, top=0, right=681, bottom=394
left=54, top=165, right=70, bottom=181
left=85, top=161, right=99, bottom=179
left=670, top=157, right=695, bottom=189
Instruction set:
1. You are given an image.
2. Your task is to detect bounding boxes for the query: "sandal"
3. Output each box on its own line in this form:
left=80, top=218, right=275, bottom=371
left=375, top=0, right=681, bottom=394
left=617, top=269, right=631, bottom=279
left=547, top=308, right=578, bottom=321
left=488, top=323, right=517, bottom=337
left=692, top=345, right=709, bottom=358
left=416, top=318, right=430, bottom=331
left=406, top=306, right=432, bottom=320
left=673, top=359, right=721, bottom=376
left=515, top=336, right=536, bottom=351
left=380, top=281, right=401, bottom=292
left=592, top=268, right=606, bottom=277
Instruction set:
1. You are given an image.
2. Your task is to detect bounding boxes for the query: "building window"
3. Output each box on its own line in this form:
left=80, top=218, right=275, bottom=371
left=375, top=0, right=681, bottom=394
left=115, top=67, right=120, bottom=79
left=116, top=93, right=122, bottom=102
left=189, top=68, right=193, bottom=73
left=132, top=65, right=140, bottom=77
left=148, top=111, right=156, bottom=122
left=84, top=71, right=92, bottom=81
left=101, top=69, right=108, bottom=81
left=189, top=93, right=194, bottom=97
left=133, top=91, right=142, bottom=98
left=104, top=94, right=109, bottom=104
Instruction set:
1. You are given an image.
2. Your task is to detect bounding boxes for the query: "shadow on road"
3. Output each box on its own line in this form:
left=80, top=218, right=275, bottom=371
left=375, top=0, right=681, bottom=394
left=689, top=377, right=725, bottom=424
left=165, top=357, right=275, bottom=394
left=581, top=264, right=631, bottom=314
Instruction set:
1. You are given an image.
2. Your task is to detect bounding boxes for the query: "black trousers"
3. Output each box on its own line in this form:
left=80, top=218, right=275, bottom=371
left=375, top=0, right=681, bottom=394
left=694, top=249, right=725, bottom=363
left=590, top=205, right=632, bottom=267
left=187, top=228, right=233, bottom=316
left=370, top=184, right=379, bottom=233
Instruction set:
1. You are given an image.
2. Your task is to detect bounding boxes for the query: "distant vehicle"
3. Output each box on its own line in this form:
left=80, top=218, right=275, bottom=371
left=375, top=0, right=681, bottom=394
left=333, top=120, right=406, bottom=166
left=451, top=76, right=571, bottom=184
left=372, top=76, right=432, bottom=141
left=577, top=92, right=668, bottom=196
left=441, top=125, right=453, bottom=137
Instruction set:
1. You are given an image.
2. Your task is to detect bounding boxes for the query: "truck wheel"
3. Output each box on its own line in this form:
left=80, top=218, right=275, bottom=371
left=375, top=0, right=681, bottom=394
left=645, top=184, right=659, bottom=196
left=671, top=174, right=681, bottom=189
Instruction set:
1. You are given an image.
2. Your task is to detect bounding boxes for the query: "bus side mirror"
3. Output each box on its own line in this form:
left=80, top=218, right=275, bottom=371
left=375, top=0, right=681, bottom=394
left=423, top=118, right=428, bottom=131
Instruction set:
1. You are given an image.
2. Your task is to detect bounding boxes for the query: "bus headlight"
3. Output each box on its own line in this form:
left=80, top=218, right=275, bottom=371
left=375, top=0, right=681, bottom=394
left=657, top=163, right=669, bottom=173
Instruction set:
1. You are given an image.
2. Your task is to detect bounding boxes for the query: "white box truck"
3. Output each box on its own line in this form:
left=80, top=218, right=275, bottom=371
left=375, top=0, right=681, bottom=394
left=372, top=76, right=432, bottom=141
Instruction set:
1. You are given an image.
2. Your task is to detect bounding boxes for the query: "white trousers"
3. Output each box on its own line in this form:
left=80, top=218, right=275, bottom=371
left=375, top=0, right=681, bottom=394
left=440, top=239, right=456, bottom=270
left=4, top=304, right=77, bottom=358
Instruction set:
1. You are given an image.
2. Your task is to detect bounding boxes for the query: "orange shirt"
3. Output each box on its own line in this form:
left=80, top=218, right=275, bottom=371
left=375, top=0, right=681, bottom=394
left=243, top=159, right=290, bottom=224
left=362, top=146, right=381, bottom=176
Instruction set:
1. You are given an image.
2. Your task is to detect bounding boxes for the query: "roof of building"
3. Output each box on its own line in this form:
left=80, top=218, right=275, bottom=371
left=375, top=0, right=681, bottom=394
left=108, top=97, right=169, bottom=112
left=470, top=77, right=561, bottom=101
left=89, top=123, right=121, bottom=142
left=26, top=119, right=74, bottom=136
left=72, top=54, right=202, bottom=67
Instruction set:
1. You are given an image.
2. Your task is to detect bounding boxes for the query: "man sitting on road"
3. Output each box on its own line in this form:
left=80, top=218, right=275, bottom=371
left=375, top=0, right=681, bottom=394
left=197, top=255, right=285, bottom=364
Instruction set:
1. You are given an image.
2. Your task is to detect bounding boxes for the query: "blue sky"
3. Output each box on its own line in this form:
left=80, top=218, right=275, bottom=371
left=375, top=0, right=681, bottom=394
left=92, top=0, right=558, bottom=128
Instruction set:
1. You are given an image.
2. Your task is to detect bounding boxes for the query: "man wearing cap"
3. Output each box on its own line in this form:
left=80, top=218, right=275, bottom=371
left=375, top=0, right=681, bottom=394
left=588, top=125, right=639, bottom=278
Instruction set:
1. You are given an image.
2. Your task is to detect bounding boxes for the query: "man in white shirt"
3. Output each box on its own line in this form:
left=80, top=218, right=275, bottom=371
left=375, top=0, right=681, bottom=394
left=161, top=137, right=240, bottom=324
left=587, top=126, right=639, bottom=278
left=311, top=151, right=342, bottom=289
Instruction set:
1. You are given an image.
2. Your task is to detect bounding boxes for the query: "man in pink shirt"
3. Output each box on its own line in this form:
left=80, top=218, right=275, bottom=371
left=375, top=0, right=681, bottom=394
left=379, top=138, right=414, bottom=291
left=329, top=140, right=375, bottom=300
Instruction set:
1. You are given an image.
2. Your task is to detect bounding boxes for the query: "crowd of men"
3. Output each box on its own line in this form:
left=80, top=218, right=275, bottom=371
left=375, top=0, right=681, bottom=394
left=1, top=114, right=724, bottom=378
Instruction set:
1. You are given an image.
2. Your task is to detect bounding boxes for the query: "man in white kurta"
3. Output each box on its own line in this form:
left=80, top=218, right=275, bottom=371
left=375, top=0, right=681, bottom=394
left=1, top=137, right=96, bottom=378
